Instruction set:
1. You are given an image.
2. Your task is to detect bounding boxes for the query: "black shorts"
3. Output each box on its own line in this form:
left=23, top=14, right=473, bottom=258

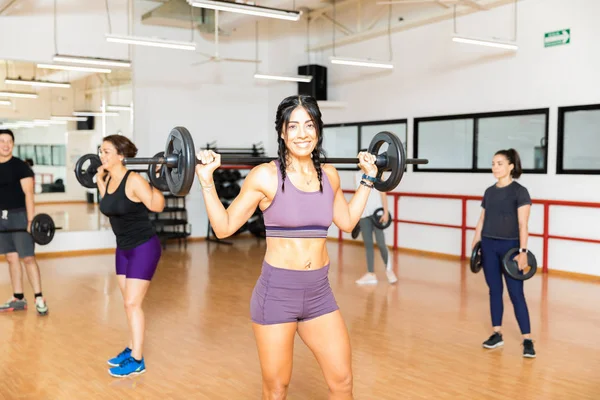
left=0, top=210, right=35, bottom=258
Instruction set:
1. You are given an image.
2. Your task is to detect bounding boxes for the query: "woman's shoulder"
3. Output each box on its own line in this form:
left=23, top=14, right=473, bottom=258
left=321, top=163, right=340, bottom=187
left=245, top=162, right=278, bottom=184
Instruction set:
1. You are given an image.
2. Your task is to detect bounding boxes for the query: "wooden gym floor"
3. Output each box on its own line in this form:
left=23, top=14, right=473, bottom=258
left=0, top=238, right=599, bottom=400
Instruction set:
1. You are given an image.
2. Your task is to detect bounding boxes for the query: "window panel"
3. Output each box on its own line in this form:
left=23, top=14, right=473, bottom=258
left=360, top=122, right=407, bottom=154
left=477, top=114, right=546, bottom=170
left=561, top=108, right=600, bottom=171
left=322, top=125, right=359, bottom=169
left=416, top=119, right=474, bottom=169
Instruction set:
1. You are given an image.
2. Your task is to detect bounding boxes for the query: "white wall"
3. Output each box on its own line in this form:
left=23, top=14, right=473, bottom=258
left=131, top=13, right=272, bottom=238
left=4, top=0, right=600, bottom=278
left=288, top=0, right=599, bottom=276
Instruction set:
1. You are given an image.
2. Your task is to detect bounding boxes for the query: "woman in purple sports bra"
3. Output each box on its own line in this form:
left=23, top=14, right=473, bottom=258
left=196, top=95, right=378, bottom=399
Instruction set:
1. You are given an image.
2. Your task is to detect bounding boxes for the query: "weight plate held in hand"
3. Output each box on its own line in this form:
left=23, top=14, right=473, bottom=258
left=164, top=127, right=196, bottom=197
left=147, top=151, right=170, bottom=192
left=74, top=153, right=102, bottom=189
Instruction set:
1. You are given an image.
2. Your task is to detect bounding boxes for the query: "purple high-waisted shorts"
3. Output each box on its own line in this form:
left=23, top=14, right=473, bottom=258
left=250, top=260, right=339, bottom=325
left=115, top=235, right=162, bottom=281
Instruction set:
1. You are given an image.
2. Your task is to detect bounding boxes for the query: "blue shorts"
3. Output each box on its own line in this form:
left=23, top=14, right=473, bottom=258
left=0, top=210, right=35, bottom=258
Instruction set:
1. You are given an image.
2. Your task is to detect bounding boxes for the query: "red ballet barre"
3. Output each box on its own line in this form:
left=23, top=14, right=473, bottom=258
left=340, top=190, right=600, bottom=274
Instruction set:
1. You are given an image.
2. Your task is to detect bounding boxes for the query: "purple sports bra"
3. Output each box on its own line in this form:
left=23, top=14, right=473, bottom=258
left=262, top=160, right=334, bottom=239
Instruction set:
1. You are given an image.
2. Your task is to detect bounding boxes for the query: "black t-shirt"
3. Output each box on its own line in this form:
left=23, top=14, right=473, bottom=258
left=481, top=181, right=532, bottom=240
left=0, top=157, right=35, bottom=210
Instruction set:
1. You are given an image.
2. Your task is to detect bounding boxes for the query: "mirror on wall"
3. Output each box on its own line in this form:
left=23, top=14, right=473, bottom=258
left=0, top=58, right=132, bottom=232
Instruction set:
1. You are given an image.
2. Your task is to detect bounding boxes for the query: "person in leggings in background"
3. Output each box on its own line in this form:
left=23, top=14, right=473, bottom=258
left=472, top=148, right=536, bottom=358
left=353, top=167, right=397, bottom=285
left=97, top=135, right=165, bottom=377
left=0, top=129, right=48, bottom=315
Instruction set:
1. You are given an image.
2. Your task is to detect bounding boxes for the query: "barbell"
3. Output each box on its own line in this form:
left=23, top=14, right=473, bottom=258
left=470, top=241, right=537, bottom=281
left=74, top=152, right=170, bottom=192
left=0, top=213, right=61, bottom=245
left=116, top=126, right=428, bottom=197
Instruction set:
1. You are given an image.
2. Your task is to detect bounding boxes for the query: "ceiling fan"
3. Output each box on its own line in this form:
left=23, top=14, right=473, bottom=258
left=191, top=10, right=260, bottom=67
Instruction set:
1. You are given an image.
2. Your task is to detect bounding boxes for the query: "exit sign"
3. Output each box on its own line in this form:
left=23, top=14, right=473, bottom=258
left=544, top=29, right=570, bottom=47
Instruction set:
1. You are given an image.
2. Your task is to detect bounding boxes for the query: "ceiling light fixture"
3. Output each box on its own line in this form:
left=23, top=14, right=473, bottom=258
left=254, top=73, right=313, bottom=83
left=105, top=34, right=197, bottom=51
left=37, top=63, right=112, bottom=74
left=188, top=0, right=301, bottom=21
left=106, top=104, right=132, bottom=111
left=452, top=35, right=518, bottom=50
left=73, top=111, right=120, bottom=117
left=50, top=116, right=88, bottom=122
left=53, top=54, right=131, bottom=68
left=0, top=91, right=39, bottom=99
left=5, top=78, right=71, bottom=89
left=330, top=56, right=394, bottom=69
left=0, top=100, right=11, bottom=106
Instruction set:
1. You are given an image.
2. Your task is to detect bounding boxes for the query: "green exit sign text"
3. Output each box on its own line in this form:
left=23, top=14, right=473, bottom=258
left=544, top=29, right=570, bottom=47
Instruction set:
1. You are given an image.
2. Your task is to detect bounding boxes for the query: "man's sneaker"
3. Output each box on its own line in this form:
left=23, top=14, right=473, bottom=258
left=355, top=273, right=377, bottom=285
left=0, top=297, right=27, bottom=312
left=35, top=297, right=48, bottom=316
left=482, top=332, right=504, bottom=349
left=523, top=339, right=536, bottom=358
left=107, top=347, right=132, bottom=367
left=108, top=356, right=146, bottom=377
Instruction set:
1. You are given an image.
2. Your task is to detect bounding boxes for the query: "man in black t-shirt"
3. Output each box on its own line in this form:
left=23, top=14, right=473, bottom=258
left=0, top=129, right=49, bottom=315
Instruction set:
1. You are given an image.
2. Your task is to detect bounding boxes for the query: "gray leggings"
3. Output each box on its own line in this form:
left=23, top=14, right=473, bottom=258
left=359, top=216, right=388, bottom=273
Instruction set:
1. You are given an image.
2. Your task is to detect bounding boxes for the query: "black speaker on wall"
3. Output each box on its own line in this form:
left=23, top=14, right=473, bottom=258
left=297, top=64, right=327, bottom=101
left=77, top=116, right=95, bottom=131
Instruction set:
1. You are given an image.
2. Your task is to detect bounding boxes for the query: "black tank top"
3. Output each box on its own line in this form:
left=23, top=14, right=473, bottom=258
left=99, top=170, right=156, bottom=250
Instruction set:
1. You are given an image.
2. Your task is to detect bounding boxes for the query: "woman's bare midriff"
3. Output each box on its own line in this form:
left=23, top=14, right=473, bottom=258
left=263, top=237, right=330, bottom=270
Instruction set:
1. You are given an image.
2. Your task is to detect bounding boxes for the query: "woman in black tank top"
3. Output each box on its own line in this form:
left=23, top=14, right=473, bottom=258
left=97, top=135, right=166, bottom=378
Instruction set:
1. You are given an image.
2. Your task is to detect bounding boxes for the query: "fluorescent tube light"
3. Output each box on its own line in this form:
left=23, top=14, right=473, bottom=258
left=0, top=100, right=11, bottom=106
left=5, top=78, right=71, bottom=89
left=330, top=56, right=394, bottom=69
left=188, top=0, right=301, bottom=21
left=34, top=119, right=68, bottom=125
left=0, top=91, right=39, bottom=99
left=106, top=104, right=132, bottom=111
left=452, top=36, right=518, bottom=50
left=53, top=54, right=131, bottom=68
left=73, top=111, right=120, bottom=117
left=37, top=63, right=112, bottom=74
left=106, top=34, right=197, bottom=51
left=51, top=115, right=88, bottom=122
left=254, top=73, right=313, bottom=83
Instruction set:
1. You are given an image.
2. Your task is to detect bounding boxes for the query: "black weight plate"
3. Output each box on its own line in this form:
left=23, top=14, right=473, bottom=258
left=165, top=127, right=196, bottom=197
left=147, top=151, right=171, bottom=192
left=367, top=131, right=405, bottom=192
left=351, top=223, right=361, bottom=239
left=74, top=153, right=102, bottom=189
left=31, top=213, right=55, bottom=245
left=470, top=241, right=482, bottom=273
left=502, top=248, right=537, bottom=281
left=370, top=207, right=392, bottom=230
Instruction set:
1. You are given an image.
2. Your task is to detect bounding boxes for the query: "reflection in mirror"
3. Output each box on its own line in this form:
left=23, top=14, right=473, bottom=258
left=0, top=58, right=132, bottom=232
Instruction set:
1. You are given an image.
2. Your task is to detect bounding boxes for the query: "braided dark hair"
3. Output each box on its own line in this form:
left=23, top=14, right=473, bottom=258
left=275, top=95, right=326, bottom=192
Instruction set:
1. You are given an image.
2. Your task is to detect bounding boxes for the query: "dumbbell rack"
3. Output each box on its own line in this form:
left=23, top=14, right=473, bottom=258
left=149, top=193, right=191, bottom=249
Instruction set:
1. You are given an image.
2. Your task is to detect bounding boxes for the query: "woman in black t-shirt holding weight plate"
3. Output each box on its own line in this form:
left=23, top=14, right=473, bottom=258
left=471, top=148, right=536, bottom=358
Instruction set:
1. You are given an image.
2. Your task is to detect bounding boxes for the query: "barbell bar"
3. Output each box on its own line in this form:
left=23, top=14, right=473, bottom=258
left=74, top=153, right=170, bottom=191
left=120, top=127, right=429, bottom=197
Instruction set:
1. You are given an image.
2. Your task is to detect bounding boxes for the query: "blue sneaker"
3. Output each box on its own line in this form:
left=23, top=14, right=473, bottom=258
left=107, top=347, right=132, bottom=367
left=108, top=356, right=146, bottom=377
